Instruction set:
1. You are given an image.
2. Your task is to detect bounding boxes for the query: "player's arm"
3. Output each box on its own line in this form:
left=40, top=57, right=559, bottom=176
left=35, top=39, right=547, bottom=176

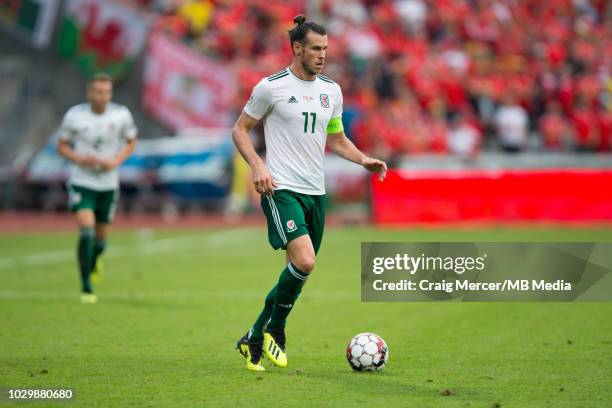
left=232, top=111, right=276, bottom=195
left=327, top=127, right=387, bottom=181
left=98, top=138, right=137, bottom=171
left=57, top=137, right=98, bottom=168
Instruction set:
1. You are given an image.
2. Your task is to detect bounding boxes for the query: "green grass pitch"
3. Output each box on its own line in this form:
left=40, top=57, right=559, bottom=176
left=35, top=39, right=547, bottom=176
left=1, top=226, right=611, bottom=407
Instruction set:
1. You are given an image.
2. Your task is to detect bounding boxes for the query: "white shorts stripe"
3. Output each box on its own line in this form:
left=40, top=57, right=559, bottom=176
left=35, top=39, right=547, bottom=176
left=270, top=197, right=287, bottom=244
left=266, top=195, right=287, bottom=244
left=266, top=195, right=286, bottom=244
left=265, top=196, right=282, bottom=241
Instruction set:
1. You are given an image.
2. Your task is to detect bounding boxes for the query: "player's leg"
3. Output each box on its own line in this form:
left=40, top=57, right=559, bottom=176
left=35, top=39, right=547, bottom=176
left=69, top=186, right=97, bottom=302
left=262, top=234, right=314, bottom=367
left=237, top=190, right=306, bottom=370
left=264, top=194, right=327, bottom=366
left=260, top=191, right=313, bottom=367
left=247, top=285, right=277, bottom=340
left=90, top=223, right=107, bottom=283
left=237, top=248, right=298, bottom=344
left=91, top=189, right=117, bottom=282
left=76, top=210, right=96, bottom=296
left=237, top=283, right=277, bottom=371
left=94, top=223, right=107, bottom=263
left=245, top=247, right=310, bottom=347
left=247, top=191, right=308, bottom=339
left=267, top=234, right=314, bottom=329
left=268, top=193, right=324, bottom=330
left=235, top=193, right=283, bottom=371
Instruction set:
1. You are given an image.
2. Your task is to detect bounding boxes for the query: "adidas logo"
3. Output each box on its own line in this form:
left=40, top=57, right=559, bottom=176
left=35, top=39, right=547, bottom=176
left=288, top=96, right=298, bottom=103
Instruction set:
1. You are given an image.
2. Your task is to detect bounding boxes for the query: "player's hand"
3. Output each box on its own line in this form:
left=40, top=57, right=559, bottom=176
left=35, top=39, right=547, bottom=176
left=362, top=157, right=387, bottom=181
left=252, top=163, right=277, bottom=195
left=97, top=158, right=119, bottom=171
left=78, top=155, right=99, bottom=168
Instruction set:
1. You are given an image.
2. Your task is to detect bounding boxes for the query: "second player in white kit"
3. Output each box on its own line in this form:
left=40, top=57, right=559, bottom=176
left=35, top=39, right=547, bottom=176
left=57, top=74, right=137, bottom=304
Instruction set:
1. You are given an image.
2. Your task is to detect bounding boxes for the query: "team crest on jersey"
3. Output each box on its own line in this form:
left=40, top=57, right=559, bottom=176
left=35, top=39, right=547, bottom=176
left=286, top=219, right=297, bottom=232
left=320, top=94, right=329, bottom=108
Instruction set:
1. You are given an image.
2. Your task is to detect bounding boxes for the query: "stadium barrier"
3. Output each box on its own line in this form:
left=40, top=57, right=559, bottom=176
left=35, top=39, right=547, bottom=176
left=26, top=133, right=234, bottom=209
left=371, top=169, right=612, bottom=224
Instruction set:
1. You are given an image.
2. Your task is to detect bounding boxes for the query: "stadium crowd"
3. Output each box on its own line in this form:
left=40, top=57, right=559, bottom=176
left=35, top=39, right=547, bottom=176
left=153, top=0, right=610, bottom=157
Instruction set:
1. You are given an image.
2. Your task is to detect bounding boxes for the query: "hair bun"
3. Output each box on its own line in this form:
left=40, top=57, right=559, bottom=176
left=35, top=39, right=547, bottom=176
left=293, top=15, right=306, bottom=25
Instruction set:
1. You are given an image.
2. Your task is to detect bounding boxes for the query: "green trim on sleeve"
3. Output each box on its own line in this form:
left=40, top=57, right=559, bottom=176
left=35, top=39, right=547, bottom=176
left=326, top=117, right=344, bottom=134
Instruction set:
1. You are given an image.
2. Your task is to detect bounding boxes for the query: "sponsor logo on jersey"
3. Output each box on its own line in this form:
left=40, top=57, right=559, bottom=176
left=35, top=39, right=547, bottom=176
left=302, top=95, right=314, bottom=102
left=320, top=93, right=329, bottom=108
left=288, top=96, right=298, bottom=103
left=286, top=219, right=297, bottom=232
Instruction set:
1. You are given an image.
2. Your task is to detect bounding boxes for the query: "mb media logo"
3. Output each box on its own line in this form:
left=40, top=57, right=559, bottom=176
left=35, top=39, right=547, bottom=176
left=288, top=96, right=298, bottom=103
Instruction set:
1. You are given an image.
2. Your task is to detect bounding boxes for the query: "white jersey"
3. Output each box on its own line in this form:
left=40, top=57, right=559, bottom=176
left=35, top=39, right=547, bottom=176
left=243, top=68, right=343, bottom=195
left=59, top=102, right=137, bottom=191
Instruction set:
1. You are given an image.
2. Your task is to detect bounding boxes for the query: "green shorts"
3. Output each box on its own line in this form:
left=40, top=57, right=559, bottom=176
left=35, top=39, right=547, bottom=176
left=261, top=189, right=327, bottom=254
left=68, top=185, right=118, bottom=224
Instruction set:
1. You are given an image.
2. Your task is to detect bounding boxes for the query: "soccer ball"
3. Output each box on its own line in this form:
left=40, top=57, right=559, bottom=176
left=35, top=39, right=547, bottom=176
left=346, top=332, right=388, bottom=371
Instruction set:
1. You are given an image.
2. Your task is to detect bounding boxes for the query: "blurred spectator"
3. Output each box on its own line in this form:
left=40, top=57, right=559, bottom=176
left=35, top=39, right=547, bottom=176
left=539, top=101, right=573, bottom=150
left=394, top=0, right=427, bottom=35
left=571, top=96, right=601, bottom=151
left=494, top=94, right=529, bottom=152
left=448, top=113, right=482, bottom=157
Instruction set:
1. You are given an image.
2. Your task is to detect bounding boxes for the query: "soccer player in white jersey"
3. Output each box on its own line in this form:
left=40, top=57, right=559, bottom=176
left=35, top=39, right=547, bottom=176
left=57, top=74, right=137, bottom=304
left=233, top=16, right=387, bottom=371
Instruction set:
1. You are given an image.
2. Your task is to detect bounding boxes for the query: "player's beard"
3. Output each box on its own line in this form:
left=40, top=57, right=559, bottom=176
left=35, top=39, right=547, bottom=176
left=301, top=56, right=321, bottom=76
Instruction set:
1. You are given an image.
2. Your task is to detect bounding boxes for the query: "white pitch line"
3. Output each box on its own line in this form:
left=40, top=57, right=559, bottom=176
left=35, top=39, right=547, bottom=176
left=0, top=228, right=260, bottom=270
left=0, top=258, right=17, bottom=268
left=0, top=290, right=356, bottom=301
left=22, top=250, right=74, bottom=266
left=136, top=229, right=259, bottom=254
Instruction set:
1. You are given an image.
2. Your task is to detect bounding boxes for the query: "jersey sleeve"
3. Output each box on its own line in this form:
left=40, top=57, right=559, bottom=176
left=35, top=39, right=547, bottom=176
left=58, top=110, right=77, bottom=142
left=331, top=84, right=343, bottom=119
left=243, top=79, right=272, bottom=120
left=121, top=108, right=138, bottom=140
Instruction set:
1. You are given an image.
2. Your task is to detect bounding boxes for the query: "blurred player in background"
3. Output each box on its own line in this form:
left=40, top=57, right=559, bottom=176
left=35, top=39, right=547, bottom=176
left=232, top=15, right=387, bottom=371
left=56, top=74, right=137, bottom=304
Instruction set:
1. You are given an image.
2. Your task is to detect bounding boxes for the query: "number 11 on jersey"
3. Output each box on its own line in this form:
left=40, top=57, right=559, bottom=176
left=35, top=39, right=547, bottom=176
left=302, top=112, right=317, bottom=133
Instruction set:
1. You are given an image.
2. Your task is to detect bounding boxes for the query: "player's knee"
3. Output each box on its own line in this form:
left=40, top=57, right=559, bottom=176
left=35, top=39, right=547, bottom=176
left=294, top=256, right=315, bottom=274
left=77, top=218, right=95, bottom=228
left=76, top=210, right=95, bottom=227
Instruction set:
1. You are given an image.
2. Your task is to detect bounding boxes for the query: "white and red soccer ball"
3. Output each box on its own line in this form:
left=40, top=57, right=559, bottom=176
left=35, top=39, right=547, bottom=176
left=346, top=332, right=389, bottom=371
